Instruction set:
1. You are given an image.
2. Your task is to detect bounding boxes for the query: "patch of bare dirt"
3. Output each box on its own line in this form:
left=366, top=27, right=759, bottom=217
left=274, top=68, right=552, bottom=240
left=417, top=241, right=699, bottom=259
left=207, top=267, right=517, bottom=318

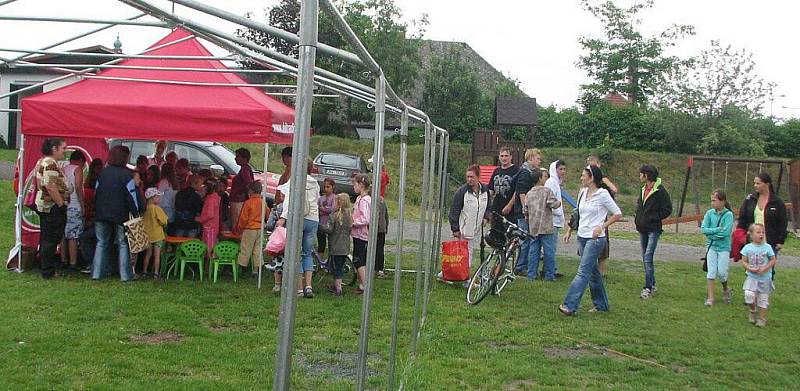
left=129, top=332, right=184, bottom=344
left=503, top=379, right=538, bottom=390
left=543, top=346, right=597, bottom=359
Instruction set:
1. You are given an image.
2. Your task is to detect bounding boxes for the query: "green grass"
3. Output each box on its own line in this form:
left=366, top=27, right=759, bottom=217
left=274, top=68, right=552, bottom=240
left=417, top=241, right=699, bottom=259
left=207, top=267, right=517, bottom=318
left=0, top=148, right=18, bottom=162
left=2, top=175, right=800, bottom=389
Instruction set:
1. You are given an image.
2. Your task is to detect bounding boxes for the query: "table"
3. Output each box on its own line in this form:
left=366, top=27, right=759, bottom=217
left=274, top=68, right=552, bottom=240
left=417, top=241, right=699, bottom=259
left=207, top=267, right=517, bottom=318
left=162, top=236, right=197, bottom=278
left=220, top=231, right=242, bottom=241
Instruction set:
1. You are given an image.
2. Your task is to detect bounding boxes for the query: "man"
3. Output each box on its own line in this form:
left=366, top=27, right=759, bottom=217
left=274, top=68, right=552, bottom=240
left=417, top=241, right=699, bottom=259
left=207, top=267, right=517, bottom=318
left=275, top=146, right=292, bottom=205
left=488, top=147, right=520, bottom=223
left=36, top=138, right=70, bottom=279
left=634, top=164, right=672, bottom=299
left=148, top=140, right=167, bottom=168
left=544, top=160, right=568, bottom=278
left=448, top=165, right=490, bottom=272
left=512, top=148, right=541, bottom=275
left=229, top=148, right=254, bottom=230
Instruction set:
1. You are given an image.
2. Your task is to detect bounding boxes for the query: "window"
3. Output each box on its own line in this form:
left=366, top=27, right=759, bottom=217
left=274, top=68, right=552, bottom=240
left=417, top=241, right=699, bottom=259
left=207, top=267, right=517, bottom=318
left=129, top=141, right=155, bottom=164
left=173, top=143, right=216, bottom=171
left=318, top=154, right=359, bottom=168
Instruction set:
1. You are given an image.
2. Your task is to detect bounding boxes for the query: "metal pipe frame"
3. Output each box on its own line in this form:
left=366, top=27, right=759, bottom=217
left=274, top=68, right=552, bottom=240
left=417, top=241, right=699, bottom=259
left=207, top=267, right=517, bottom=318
left=272, top=0, right=318, bottom=389
left=421, top=129, right=442, bottom=326
left=0, top=0, right=20, bottom=7
left=0, top=14, right=169, bottom=27
left=355, top=74, right=386, bottom=391
left=82, top=75, right=297, bottom=88
left=9, top=63, right=286, bottom=75
left=2, top=13, right=148, bottom=65
left=419, top=124, right=438, bottom=333
left=0, top=47, right=235, bottom=61
left=169, top=0, right=364, bottom=66
left=387, top=107, right=409, bottom=390
left=10, top=133, right=24, bottom=272
left=410, top=120, right=432, bottom=354
left=257, top=143, right=269, bottom=290
left=0, top=33, right=197, bottom=101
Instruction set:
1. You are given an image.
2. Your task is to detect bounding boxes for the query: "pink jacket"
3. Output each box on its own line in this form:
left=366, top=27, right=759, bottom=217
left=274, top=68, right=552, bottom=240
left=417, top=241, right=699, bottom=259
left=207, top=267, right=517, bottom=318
left=197, top=192, right=221, bottom=230
left=351, top=194, right=371, bottom=241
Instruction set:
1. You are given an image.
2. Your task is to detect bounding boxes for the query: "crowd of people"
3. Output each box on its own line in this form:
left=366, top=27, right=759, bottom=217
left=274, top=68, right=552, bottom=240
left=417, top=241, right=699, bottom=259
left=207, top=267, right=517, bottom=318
left=449, top=146, right=788, bottom=327
left=29, top=138, right=392, bottom=300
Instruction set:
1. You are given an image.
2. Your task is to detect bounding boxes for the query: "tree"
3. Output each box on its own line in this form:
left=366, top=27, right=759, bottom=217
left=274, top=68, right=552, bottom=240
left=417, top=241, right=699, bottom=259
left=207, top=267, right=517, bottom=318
left=658, top=40, right=775, bottom=118
left=421, top=46, right=488, bottom=143
left=577, top=0, right=694, bottom=107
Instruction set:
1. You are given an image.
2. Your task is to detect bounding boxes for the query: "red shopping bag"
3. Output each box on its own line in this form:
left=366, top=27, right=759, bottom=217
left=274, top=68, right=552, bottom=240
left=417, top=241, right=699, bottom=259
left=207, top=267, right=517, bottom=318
left=731, top=227, right=747, bottom=262
left=441, top=240, right=470, bottom=281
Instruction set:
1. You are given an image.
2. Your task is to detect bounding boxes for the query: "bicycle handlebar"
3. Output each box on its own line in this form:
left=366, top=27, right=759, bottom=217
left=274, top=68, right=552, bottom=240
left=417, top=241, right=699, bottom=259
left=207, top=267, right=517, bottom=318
left=491, top=211, right=537, bottom=240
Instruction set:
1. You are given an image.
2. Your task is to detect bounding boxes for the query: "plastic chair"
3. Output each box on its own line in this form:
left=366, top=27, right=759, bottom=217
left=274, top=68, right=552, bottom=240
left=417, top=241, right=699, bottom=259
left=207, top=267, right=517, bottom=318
left=212, top=241, right=240, bottom=283
left=178, top=240, right=208, bottom=282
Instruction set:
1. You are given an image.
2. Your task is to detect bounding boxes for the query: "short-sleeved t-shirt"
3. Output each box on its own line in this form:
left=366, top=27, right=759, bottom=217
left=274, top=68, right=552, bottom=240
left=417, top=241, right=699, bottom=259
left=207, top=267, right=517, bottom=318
left=488, top=165, right=520, bottom=218
left=741, top=242, right=775, bottom=281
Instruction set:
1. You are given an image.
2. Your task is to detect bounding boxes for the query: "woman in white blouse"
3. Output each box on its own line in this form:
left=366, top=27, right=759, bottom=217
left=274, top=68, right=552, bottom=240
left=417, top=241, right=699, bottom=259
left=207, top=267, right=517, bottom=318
left=559, top=165, right=622, bottom=315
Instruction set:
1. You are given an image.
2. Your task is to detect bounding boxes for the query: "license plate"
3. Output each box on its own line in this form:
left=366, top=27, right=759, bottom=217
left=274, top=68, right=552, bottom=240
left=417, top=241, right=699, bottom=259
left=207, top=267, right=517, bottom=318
left=326, top=169, right=346, bottom=176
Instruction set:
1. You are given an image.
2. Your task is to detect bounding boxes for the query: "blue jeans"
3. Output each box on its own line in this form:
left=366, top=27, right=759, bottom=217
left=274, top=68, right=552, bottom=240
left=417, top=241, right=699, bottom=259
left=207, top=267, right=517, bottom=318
left=92, top=221, right=133, bottom=281
left=563, top=237, right=609, bottom=312
left=300, top=219, right=318, bottom=273
left=514, top=218, right=530, bottom=273
left=639, top=231, right=661, bottom=289
left=528, top=232, right=556, bottom=280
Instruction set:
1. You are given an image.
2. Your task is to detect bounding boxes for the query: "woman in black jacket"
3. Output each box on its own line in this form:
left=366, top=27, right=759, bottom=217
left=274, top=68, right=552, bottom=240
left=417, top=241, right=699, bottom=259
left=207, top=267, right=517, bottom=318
left=737, top=172, right=788, bottom=262
left=634, top=165, right=672, bottom=300
left=92, top=146, right=144, bottom=281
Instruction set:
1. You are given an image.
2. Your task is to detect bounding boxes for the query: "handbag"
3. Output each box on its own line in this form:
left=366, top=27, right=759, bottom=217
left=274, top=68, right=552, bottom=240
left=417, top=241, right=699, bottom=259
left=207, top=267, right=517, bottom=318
left=441, top=240, right=470, bottom=281
left=123, top=213, right=150, bottom=254
left=567, top=190, right=584, bottom=231
left=23, top=160, right=41, bottom=210
left=701, top=210, right=728, bottom=272
left=266, top=226, right=287, bottom=256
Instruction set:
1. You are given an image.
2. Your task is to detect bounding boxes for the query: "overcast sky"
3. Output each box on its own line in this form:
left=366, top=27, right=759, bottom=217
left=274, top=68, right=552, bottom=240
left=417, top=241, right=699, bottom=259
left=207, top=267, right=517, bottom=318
left=1, top=0, right=798, bottom=118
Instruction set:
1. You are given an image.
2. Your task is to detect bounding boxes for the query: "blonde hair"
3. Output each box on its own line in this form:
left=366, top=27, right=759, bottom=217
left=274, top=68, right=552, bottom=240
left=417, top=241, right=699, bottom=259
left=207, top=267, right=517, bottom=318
left=524, top=148, right=541, bottom=161
left=333, top=193, right=352, bottom=222
left=748, top=223, right=765, bottom=235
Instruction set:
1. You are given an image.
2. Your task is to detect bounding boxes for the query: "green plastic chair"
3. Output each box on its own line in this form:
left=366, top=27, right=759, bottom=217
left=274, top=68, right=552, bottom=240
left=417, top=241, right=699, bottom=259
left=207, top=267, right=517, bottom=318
left=212, top=241, right=240, bottom=283
left=178, top=240, right=208, bottom=282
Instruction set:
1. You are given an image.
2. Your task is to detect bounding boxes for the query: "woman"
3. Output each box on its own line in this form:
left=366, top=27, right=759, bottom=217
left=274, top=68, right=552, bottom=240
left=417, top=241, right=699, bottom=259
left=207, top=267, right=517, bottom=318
left=35, top=138, right=70, bottom=279
left=62, top=150, right=86, bottom=272
left=276, top=160, right=321, bottom=298
left=143, top=165, right=160, bottom=190
left=448, top=165, right=489, bottom=271
left=85, top=158, right=104, bottom=190
left=633, top=165, right=672, bottom=300
left=229, top=148, right=254, bottom=230
left=586, top=155, right=617, bottom=276
left=737, top=172, right=788, bottom=277
left=92, top=145, right=144, bottom=281
left=559, top=165, right=622, bottom=315
left=157, top=162, right=179, bottom=223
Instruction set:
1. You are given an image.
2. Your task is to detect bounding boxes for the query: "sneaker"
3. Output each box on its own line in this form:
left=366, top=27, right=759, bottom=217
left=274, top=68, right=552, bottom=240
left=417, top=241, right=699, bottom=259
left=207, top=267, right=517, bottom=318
left=748, top=311, right=757, bottom=324
left=436, top=271, right=444, bottom=281
left=303, top=287, right=314, bottom=298
left=640, top=288, right=653, bottom=300
left=755, top=318, right=767, bottom=328
left=297, top=289, right=304, bottom=297
left=723, top=289, right=732, bottom=304
left=80, top=267, right=92, bottom=274
left=704, top=299, right=713, bottom=307
left=272, top=284, right=281, bottom=293
left=376, top=271, right=386, bottom=278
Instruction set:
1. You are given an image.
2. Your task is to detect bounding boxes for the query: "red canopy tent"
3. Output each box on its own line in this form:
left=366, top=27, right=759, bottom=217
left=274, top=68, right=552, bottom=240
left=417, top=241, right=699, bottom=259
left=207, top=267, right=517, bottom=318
left=21, top=28, right=296, bottom=143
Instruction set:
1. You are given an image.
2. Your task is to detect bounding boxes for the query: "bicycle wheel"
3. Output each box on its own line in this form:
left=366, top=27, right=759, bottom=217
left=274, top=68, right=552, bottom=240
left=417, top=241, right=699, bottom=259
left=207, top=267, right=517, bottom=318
left=466, top=249, right=503, bottom=305
left=494, top=245, right=518, bottom=295
left=346, top=255, right=358, bottom=287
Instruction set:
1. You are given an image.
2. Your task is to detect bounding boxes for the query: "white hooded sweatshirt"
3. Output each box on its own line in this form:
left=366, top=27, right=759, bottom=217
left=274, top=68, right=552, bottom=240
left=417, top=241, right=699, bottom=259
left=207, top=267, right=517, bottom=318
left=544, top=160, right=565, bottom=228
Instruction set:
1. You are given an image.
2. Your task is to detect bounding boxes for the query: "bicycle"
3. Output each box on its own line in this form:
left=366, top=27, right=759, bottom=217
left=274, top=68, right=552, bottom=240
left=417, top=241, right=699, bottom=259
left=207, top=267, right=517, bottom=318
left=313, top=250, right=357, bottom=286
left=466, top=212, right=535, bottom=305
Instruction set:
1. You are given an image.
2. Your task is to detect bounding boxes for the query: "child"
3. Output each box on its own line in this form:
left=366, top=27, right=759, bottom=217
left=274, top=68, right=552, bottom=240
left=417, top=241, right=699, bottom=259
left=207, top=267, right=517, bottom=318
left=266, top=202, right=283, bottom=292
left=524, top=169, right=561, bottom=280
left=321, top=193, right=352, bottom=296
left=172, top=175, right=204, bottom=237
left=700, top=189, right=734, bottom=306
left=235, top=181, right=265, bottom=279
left=351, top=174, right=372, bottom=293
left=317, top=178, right=336, bottom=263
left=196, top=180, right=221, bottom=258
left=142, top=188, right=168, bottom=279
left=741, top=224, right=777, bottom=327
left=375, top=195, right=389, bottom=278
left=175, top=158, right=191, bottom=190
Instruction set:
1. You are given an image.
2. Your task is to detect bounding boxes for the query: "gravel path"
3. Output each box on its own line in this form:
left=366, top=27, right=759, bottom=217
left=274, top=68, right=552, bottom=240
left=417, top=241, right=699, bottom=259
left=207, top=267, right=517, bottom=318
left=388, top=219, right=800, bottom=268
left=0, top=162, right=14, bottom=180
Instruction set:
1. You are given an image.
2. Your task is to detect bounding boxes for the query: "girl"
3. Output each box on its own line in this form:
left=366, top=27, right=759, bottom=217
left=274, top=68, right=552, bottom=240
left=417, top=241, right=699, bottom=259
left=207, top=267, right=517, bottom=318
left=317, top=178, right=336, bottom=263
left=351, top=173, right=372, bottom=294
left=196, top=180, right=221, bottom=258
left=559, top=165, right=622, bottom=315
left=144, top=165, right=160, bottom=190
left=740, top=224, right=777, bottom=327
left=157, top=163, right=179, bottom=223
left=700, top=189, right=734, bottom=306
left=322, top=193, right=352, bottom=296
left=142, top=188, right=168, bottom=279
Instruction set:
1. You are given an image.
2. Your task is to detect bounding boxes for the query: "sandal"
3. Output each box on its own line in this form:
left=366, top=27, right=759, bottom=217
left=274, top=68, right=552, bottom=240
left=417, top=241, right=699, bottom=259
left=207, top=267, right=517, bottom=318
left=558, top=304, right=574, bottom=316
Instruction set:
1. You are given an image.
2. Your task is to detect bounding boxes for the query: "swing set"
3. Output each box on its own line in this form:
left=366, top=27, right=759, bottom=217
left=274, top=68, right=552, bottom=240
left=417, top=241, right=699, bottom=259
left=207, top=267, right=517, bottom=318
left=670, top=155, right=794, bottom=231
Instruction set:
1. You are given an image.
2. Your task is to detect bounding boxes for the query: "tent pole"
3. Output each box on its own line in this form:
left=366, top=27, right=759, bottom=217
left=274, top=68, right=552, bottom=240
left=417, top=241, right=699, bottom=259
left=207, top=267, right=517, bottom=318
left=9, top=134, right=24, bottom=272
left=81, top=75, right=296, bottom=88
left=273, top=0, right=318, bottom=389
left=0, top=15, right=169, bottom=27
left=410, top=120, right=432, bottom=354
left=0, top=47, right=234, bottom=61
left=387, top=107, right=409, bottom=390
left=0, top=0, right=20, bottom=7
left=12, top=63, right=286, bottom=74
left=421, top=129, right=440, bottom=328
left=356, top=74, right=386, bottom=391
left=258, top=143, right=269, bottom=290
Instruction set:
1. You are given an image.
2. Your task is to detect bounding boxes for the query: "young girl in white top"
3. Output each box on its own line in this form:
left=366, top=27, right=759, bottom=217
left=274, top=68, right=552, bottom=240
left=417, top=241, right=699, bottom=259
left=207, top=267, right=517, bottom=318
left=741, top=223, right=777, bottom=327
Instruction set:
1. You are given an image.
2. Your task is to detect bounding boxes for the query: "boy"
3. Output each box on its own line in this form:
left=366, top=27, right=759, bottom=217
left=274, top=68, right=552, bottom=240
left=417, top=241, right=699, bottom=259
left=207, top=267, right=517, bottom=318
left=235, top=181, right=267, bottom=277
left=142, top=188, right=168, bottom=278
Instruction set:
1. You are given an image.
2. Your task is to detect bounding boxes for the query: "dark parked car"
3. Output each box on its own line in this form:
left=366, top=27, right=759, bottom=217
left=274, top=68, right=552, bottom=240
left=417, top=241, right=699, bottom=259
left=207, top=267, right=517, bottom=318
left=311, top=152, right=370, bottom=197
left=109, top=140, right=280, bottom=203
